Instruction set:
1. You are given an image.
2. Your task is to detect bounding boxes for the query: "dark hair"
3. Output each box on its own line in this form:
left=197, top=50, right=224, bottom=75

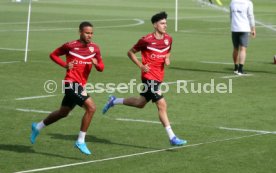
left=151, top=11, right=167, bottom=24
left=79, top=21, right=93, bottom=31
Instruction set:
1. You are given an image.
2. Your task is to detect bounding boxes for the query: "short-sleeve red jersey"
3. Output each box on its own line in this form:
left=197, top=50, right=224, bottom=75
left=133, top=33, right=172, bottom=82
left=50, top=40, right=104, bottom=86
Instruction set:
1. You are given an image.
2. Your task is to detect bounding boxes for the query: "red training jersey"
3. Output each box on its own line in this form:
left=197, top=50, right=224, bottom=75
left=133, top=33, right=172, bottom=82
left=50, top=40, right=104, bottom=86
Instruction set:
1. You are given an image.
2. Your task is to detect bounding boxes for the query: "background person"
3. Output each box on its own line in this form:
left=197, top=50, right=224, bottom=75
left=230, top=0, right=256, bottom=75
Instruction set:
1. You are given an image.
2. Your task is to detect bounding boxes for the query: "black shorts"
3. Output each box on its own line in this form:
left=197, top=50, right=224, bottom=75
left=232, top=32, right=249, bottom=48
left=61, top=82, right=90, bottom=109
left=140, top=80, right=163, bottom=102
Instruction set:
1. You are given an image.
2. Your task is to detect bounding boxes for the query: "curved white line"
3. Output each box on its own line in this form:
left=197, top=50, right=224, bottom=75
left=0, top=19, right=145, bottom=32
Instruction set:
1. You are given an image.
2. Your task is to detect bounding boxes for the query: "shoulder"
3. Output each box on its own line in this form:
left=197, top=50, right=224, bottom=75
left=63, top=40, right=79, bottom=48
left=66, top=40, right=79, bottom=45
left=89, top=42, right=100, bottom=49
left=140, top=33, right=154, bottom=41
left=164, top=33, right=172, bottom=39
left=164, top=33, right=173, bottom=42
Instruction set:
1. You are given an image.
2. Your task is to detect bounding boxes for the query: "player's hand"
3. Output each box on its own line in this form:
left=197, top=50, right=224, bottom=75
left=141, top=64, right=150, bottom=72
left=92, top=58, right=98, bottom=66
left=165, top=57, right=170, bottom=66
left=251, top=30, right=256, bottom=38
left=66, top=61, right=74, bottom=70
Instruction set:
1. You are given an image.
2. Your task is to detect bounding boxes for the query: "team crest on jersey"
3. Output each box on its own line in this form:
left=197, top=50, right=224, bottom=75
left=164, top=39, right=169, bottom=45
left=89, top=47, right=94, bottom=53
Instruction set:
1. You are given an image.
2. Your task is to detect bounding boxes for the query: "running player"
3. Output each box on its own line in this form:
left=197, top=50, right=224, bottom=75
left=102, top=12, right=187, bottom=146
left=30, top=21, right=104, bottom=155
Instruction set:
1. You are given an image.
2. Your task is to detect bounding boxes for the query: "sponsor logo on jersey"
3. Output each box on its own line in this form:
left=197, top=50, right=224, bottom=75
left=150, top=54, right=166, bottom=59
left=72, top=60, right=93, bottom=65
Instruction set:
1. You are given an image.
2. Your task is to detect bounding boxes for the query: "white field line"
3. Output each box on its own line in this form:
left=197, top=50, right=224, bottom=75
left=197, top=0, right=276, bottom=32
left=16, top=108, right=51, bottom=114
left=0, top=19, right=144, bottom=32
left=164, top=80, right=195, bottom=85
left=14, top=133, right=265, bottom=173
left=15, top=95, right=56, bottom=100
left=221, top=74, right=254, bottom=79
left=0, top=61, right=20, bottom=64
left=200, top=61, right=233, bottom=65
left=0, top=47, right=30, bottom=51
left=115, top=118, right=161, bottom=124
left=219, top=127, right=276, bottom=134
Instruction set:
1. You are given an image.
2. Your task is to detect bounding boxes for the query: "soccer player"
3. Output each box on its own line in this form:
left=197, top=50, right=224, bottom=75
left=30, top=21, right=104, bottom=155
left=230, top=0, right=256, bottom=75
left=102, top=12, right=187, bottom=146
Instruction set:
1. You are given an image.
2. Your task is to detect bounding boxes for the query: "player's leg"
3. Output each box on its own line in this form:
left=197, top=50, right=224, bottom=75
left=232, top=48, right=239, bottom=74
left=155, top=98, right=187, bottom=146
left=102, top=95, right=148, bottom=114
left=102, top=80, right=150, bottom=114
left=232, top=32, right=240, bottom=74
left=75, top=97, right=96, bottom=155
left=237, top=33, right=249, bottom=75
left=237, top=46, right=247, bottom=74
left=30, top=106, right=72, bottom=144
left=123, top=96, right=147, bottom=108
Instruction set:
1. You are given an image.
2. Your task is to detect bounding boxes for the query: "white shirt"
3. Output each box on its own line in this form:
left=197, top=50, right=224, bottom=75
left=230, top=0, right=255, bottom=32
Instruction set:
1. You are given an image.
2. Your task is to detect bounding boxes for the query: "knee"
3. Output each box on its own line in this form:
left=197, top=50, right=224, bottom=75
left=136, top=102, right=146, bottom=108
left=86, top=104, right=96, bottom=114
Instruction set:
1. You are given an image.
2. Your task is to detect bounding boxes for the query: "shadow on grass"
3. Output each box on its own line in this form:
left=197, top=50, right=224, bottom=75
left=170, top=66, right=229, bottom=74
left=170, top=66, right=276, bottom=75
left=0, top=144, right=82, bottom=160
left=48, top=133, right=161, bottom=150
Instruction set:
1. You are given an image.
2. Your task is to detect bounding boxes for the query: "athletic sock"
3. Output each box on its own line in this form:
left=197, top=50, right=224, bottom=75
left=113, top=98, right=124, bottom=105
left=165, top=126, right=176, bottom=140
left=36, top=121, right=46, bottom=131
left=77, top=131, right=86, bottom=143
left=238, top=64, right=244, bottom=73
left=234, top=64, right=239, bottom=71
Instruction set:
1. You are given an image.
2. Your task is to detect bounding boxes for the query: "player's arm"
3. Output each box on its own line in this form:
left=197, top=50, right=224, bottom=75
left=127, top=48, right=150, bottom=72
left=91, top=48, right=104, bottom=72
left=50, top=47, right=73, bottom=70
left=92, top=56, right=104, bottom=72
left=165, top=53, right=171, bottom=66
left=248, top=1, right=256, bottom=38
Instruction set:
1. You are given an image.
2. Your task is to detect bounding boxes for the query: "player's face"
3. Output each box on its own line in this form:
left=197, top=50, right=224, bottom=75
left=154, top=19, right=167, bottom=34
left=79, top=26, right=93, bottom=44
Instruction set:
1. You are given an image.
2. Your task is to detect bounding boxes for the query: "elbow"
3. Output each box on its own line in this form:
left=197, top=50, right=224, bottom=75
left=127, top=51, right=131, bottom=58
left=49, top=53, right=54, bottom=60
left=97, top=64, right=104, bottom=72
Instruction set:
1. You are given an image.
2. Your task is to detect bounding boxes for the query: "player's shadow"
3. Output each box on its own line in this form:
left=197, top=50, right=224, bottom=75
left=224, top=67, right=276, bottom=74
left=170, top=66, right=228, bottom=74
left=0, top=144, right=81, bottom=160
left=170, top=66, right=276, bottom=75
left=48, top=133, right=160, bottom=150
